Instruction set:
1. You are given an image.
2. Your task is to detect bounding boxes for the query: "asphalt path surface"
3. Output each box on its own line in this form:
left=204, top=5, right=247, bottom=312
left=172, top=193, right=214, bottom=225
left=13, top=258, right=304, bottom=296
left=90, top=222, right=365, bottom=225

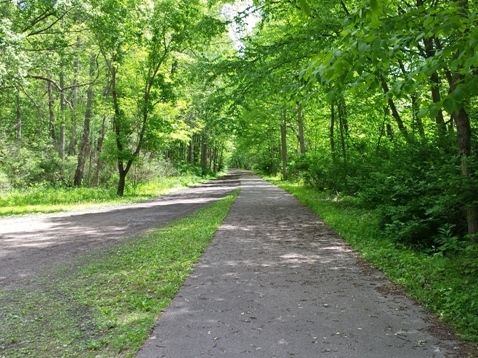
left=137, top=171, right=460, bottom=358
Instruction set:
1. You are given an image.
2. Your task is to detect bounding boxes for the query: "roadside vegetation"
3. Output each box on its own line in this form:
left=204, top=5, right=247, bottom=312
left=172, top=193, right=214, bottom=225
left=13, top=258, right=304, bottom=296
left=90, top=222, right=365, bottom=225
left=269, top=177, right=478, bottom=348
left=0, top=190, right=238, bottom=358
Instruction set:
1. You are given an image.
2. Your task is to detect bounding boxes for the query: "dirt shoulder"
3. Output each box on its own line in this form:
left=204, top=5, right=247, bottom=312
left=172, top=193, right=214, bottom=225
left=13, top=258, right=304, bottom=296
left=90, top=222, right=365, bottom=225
left=0, top=173, right=240, bottom=290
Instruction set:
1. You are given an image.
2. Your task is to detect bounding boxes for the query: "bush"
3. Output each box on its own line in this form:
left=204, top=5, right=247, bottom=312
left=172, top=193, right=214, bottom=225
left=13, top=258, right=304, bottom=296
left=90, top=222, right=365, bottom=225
left=290, top=151, right=374, bottom=194
left=129, top=155, right=177, bottom=188
left=357, top=144, right=470, bottom=249
left=291, top=142, right=475, bottom=250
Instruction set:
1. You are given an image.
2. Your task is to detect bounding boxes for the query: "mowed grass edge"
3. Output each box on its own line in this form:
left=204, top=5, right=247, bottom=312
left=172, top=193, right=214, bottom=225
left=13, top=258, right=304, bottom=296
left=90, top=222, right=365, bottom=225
left=0, top=189, right=239, bottom=358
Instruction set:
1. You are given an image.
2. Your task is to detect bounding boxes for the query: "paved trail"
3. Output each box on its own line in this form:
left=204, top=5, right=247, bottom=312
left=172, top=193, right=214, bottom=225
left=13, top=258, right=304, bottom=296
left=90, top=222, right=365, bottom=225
left=137, top=171, right=458, bottom=358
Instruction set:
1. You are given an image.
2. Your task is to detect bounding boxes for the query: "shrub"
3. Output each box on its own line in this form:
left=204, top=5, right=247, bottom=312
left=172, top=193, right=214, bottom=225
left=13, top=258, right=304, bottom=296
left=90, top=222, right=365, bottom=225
left=357, top=144, right=470, bottom=249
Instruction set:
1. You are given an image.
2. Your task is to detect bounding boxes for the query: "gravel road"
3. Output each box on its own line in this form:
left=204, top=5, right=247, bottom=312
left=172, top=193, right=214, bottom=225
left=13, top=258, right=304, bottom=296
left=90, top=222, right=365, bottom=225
left=0, top=174, right=239, bottom=290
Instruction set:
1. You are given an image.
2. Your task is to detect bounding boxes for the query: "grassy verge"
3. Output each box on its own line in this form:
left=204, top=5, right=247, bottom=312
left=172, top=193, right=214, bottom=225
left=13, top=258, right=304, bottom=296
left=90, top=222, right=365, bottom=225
left=269, top=178, right=478, bottom=346
left=0, top=174, right=210, bottom=216
left=0, top=190, right=238, bottom=358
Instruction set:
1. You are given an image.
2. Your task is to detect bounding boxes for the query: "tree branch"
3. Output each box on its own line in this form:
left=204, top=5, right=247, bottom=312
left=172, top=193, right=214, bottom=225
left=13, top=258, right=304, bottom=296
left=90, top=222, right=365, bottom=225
left=340, top=0, right=350, bottom=16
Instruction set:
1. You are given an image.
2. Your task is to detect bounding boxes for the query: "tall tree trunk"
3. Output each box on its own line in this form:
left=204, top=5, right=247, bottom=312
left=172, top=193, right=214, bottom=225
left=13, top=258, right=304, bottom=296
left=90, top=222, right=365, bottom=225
left=59, top=72, right=66, bottom=162
left=187, top=138, right=193, bottom=164
left=417, top=0, right=447, bottom=138
left=201, top=132, right=208, bottom=175
left=111, top=61, right=137, bottom=196
left=429, top=71, right=447, bottom=137
left=212, top=146, right=218, bottom=172
left=94, top=115, right=106, bottom=187
left=337, top=99, right=347, bottom=163
left=330, top=102, right=336, bottom=161
left=16, top=90, right=22, bottom=146
left=68, top=37, right=81, bottom=156
left=297, top=103, right=306, bottom=155
left=454, top=107, right=478, bottom=239
left=381, top=76, right=412, bottom=142
left=451, top=0, right=478, bottom=240
left=74, top=54, right=95, bottom=187
left=280, top=109, right=288, bottom=180
left=411, top=95, right=425, bottom=139
left=117, top=168, right=127, bottom=196
left=47, top=81, right=56, bottom=142
left=194, top=134, right=200, bottom=165
left=338, top=97, right=349, bottom=136
left=110, top=63, right=127, bottom=196
left=112, top=51, right=155, bottom=195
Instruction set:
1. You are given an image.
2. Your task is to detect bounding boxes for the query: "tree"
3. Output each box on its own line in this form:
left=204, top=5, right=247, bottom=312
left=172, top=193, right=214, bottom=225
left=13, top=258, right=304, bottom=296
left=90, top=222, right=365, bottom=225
left=313, top=0, right=478, bottom=239
left=88, top=0, right=225, bottom=195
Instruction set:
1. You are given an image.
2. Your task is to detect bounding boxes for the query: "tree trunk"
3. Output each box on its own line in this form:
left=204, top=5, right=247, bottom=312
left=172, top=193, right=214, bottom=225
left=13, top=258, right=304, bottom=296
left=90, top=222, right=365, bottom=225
left=59, top=72, right=66, bottom=162
left=47, top=81, right=56, bottom=142
left=16, top=90, right=22, bottom=146
left=337, top=99, right=347, bottom=163
left=429, top=71, right=447, bottom=137
left=117, top=167, right=127, bottom=196
left=212, top=146, right=218, bottom=172
left=111, top=62, right=135, bottom=196
left=338, top=97, right=349, bottom=136
left=418, top=0, right=447, bottom=138
left=94, top=115, right=106, bottom=187
left=111, top=63, right=127, bottom=196
left=330, top=102, right=336, bottom=161
left=450, top=0, right=478, bottom=240
left=381, top=76, right=412, bottom=142
left=297, top=103, right=306, bottom=155
left=454, top=107, right=478, bottom=239
left=74, top=54, right=95, bottom=187
left=411, top=95, right=425, bottom=139
left=68, top=37, right=81, bottom=156
left=201, top=132, right=208, bottom=175
left=280, top=109, right=288, bottom=180
left=187, top=138, right=193, bottom=164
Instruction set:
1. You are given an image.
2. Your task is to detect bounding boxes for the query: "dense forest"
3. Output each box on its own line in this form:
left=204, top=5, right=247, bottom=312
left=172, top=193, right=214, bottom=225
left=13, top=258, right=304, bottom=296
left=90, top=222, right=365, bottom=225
left=1, top=0, right=478, bottom=251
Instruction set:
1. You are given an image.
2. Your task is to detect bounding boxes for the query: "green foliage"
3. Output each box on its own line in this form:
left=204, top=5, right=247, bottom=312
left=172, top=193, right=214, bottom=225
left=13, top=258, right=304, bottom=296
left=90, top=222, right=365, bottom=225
left=0, top=17, right=30, bottom=87
left=290, top=151, right=373, bottom=194
left=285, top=138, right=475, bottom=251
left=0, top=139, right=68, bottom=188
left=0, top=190, right=238, bottom=357
left=356, top=144, right=472, bottom=249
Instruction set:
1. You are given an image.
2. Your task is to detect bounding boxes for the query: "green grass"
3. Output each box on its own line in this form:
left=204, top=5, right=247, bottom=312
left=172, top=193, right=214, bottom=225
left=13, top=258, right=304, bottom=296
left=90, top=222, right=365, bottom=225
left=0, top=190, right=238, bottom=358
left=269, top=178, right=478, bottom=346
left=0, top=174, right=209, bottom=216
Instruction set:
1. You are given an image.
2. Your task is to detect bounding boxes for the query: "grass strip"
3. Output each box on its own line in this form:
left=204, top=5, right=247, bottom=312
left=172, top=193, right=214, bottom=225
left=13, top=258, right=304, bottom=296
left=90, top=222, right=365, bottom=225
left=269, top=179, right=478, bottom=346
left=0, top=174, right=210, bottom=216
left=0, top=189, right=238, bottom=358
